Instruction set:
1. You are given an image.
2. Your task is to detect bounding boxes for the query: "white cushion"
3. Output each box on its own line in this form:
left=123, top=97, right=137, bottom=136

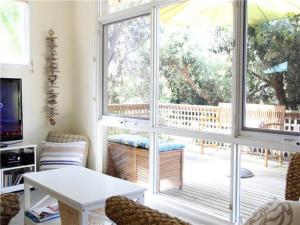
left=39, top=141, right=86, bottom=171
left=244, top=200, right=300, bottom=225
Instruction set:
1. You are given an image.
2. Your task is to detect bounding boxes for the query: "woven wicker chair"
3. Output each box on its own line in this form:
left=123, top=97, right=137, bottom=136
left=0, top=193, right=20, bottom=225
left=105, top=196, right=190, bottom=225
left=285, top=153, right=300, bottom=201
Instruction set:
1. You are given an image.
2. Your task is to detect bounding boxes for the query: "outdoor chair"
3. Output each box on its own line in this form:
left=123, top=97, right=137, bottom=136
left=217, top=103, right=286, bottom=167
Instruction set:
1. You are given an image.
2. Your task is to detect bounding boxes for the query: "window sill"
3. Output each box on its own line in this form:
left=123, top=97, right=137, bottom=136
left=0, top=63, right=33, bottom=73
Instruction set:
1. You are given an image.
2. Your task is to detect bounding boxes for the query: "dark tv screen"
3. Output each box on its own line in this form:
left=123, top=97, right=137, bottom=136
left=0, top=78, right=23, bottom=142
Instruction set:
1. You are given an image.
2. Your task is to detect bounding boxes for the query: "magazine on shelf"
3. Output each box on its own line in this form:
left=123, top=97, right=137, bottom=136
left=25, top=203, right=60, bottom=223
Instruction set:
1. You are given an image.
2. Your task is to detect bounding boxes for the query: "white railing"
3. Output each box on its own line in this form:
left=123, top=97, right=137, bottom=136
left=108, top=103, right=300, bottom=132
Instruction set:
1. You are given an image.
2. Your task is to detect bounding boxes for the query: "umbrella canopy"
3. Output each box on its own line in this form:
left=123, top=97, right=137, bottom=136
left=160, top=0, right=300, bottom=26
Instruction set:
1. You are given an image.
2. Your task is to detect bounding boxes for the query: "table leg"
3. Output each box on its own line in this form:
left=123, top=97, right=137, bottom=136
left=127, top=192, right=145, bottom=205
left=80, top=209, right=89, bottom=225
left=136, top=193, right=145, bottom=205
left=24, top=183, right=31, bottom=211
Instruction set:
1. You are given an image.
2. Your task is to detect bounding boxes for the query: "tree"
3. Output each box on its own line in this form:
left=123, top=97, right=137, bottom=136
left=159, top=28, right=232, bottom=106
left=107, top=16, right=151, bottom=104
left=247, top=14, right=300, bottom=110
left=106, top=12, right=300, bottom=110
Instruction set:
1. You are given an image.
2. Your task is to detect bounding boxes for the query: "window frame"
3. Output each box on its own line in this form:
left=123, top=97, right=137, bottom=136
left=102, top=13, right=152, bottom=120
left=236, top=0, right=300, bottom=152
left=0, top=0, right=31, bottom=68
left=99, top=0, right=300, bottom=152
left=98, top=0, right=300, bottom=223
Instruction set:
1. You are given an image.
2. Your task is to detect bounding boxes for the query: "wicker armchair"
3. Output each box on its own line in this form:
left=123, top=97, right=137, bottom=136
left=105, top=196, right=190, bottom=225
left=285, top=153, right=300, bottom=201
left=0, top=193, right=20, bottom=225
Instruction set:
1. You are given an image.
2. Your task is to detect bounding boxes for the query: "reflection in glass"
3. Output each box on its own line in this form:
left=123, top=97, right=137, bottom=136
left=104, top=16, right=151, bottom=118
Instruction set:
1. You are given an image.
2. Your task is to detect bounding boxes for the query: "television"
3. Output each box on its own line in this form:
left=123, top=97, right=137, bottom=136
left=0, top=78, right=23, bottom=143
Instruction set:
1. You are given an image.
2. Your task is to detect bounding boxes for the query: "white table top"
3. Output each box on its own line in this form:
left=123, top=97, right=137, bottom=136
left=24, top=167, right=146, bottom=210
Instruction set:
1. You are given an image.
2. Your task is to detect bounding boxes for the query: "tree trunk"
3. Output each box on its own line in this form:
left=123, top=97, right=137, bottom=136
left=269, top=73, right=287, bottom=107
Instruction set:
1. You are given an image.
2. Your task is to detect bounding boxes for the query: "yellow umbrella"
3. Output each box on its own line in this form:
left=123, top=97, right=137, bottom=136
left=160, top=0, right=300, bottom=26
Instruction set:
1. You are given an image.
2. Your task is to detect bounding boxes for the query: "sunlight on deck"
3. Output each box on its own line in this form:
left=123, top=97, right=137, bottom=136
left=160, top=146, right=287, bottom=220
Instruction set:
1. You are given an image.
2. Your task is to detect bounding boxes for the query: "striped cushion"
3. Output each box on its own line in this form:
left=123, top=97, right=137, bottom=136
left=39, top=141, right=86, bottom=171
left=46, top=132, right=90, bottom=167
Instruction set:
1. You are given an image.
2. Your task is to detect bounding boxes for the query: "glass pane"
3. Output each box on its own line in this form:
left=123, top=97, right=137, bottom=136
left=244, top=0, right=300, bottom=133
left=239, top=144, right=290, bottom=223
left=104, top=15, right=151, bottom=118
left=159, top=134, right=231, bottom=221
left=105, top=127, right=151, bottom=189
left=101, top=0, right=152, bottom=15
left=159, top=0, right=233, bottom=134
left=0, top=0, right=28, bottom=64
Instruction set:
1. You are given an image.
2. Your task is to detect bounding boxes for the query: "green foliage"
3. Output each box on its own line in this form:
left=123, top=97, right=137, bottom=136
left=107, top=12, right=299, bottom=110
left=247, top=14, right=300, bottom=109
left=159, top=28, right=232, bottom=106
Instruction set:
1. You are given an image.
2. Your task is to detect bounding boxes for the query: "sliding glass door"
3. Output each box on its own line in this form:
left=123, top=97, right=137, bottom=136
left=99, top=0, right=300, bottom=223
left=157, top=1, right=233, bottom=220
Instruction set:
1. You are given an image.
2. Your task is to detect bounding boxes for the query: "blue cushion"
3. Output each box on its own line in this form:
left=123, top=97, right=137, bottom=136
left=108, top=134, right=185, bottom=152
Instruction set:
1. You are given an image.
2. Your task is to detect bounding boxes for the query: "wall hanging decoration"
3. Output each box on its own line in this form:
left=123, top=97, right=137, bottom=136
left=46, top=29, right=59, bottom=126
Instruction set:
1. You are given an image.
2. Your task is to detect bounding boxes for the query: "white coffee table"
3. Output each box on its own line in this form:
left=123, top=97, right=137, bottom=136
left=23, top=167, right=146, bottom=225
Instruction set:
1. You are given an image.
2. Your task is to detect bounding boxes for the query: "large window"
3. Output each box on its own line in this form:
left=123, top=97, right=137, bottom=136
left=99, top=0, right=300, bottom=223
left=0, top=0, right=29, bottom=65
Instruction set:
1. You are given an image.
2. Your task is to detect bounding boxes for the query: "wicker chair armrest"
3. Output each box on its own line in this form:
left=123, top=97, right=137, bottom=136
left=105, top=196, right=190, bottom=225
left=0, top=193, right=20, bottom=225
left=285, top=153, right=300, bottom=201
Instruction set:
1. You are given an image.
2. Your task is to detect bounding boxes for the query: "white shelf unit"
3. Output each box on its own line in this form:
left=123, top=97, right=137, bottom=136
left=0, top=143, right=37, bottom=193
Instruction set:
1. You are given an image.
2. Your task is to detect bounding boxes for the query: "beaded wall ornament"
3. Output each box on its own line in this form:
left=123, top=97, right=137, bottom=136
left=46, top=29, right=59, bottom=125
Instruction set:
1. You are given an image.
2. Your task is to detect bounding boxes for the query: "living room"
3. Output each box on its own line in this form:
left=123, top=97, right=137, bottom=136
left=0, top=0, right=300, bottom=225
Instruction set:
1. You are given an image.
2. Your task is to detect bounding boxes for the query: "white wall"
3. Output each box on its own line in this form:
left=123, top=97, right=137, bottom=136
left=0, top=1, right=73, bottom=145
left=72, top=0, right=98, bottom=170
left=0, top=0, right=99, bottom=169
